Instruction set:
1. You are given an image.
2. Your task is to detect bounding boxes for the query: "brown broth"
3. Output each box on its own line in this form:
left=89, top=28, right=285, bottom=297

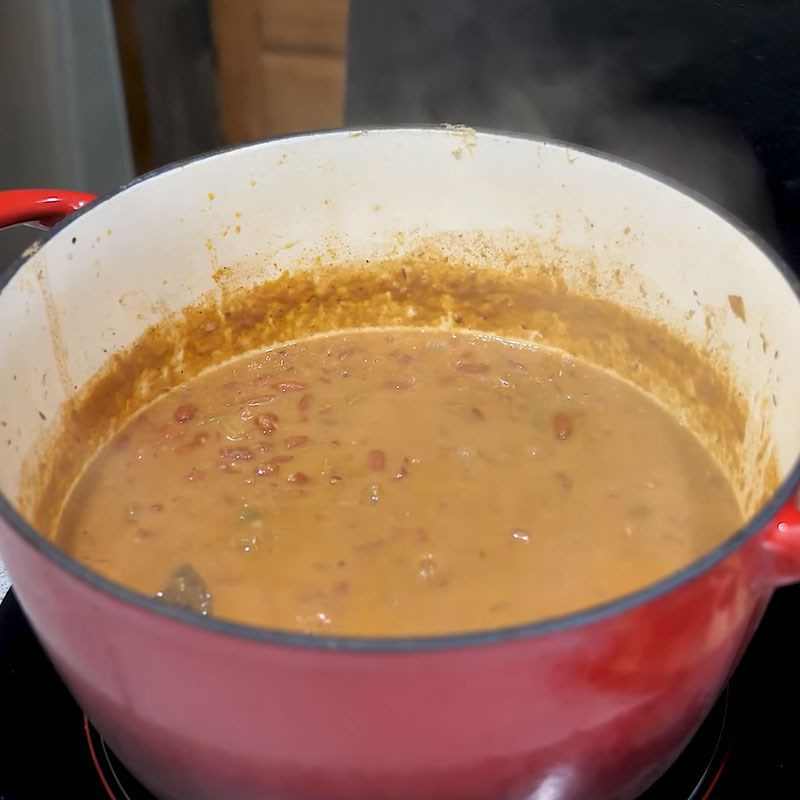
left=57, top=328, right=742, bottom=636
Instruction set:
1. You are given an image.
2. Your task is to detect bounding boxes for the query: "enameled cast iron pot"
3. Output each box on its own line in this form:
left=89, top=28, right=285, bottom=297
left=0, top=129, right=799, bottom=800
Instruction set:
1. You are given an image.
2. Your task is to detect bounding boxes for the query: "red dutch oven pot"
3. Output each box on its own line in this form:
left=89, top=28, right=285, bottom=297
left=0, top=129, right=799, bottom=800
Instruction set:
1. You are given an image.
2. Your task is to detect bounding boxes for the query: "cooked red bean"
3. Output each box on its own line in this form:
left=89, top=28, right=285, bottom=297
left=356, top=538, right=387, bottom=554
left=455, top=361, right=490, bottom=374
left=185, top=468, right=204, bottom=482
left=255, top=414, right=277, bottom=434
left=298, top=394, right=313, bottom=414
left=418, top=554, right=437, bottom=579
left=471, top=408, right=485, bottom=421
left=552, top=412, right=573, bottom=441
left=219, top=446, right=254, bottom=461
left=285, top=435, right=310, bottom=449
left=243, top=395, right=276, bottom=407
left=367, top=449, right=386, bottom=470
left=273, top=381, right=306, bottom=392
left=270, top=455, right=294, bottom=464
left=556, top=472, right=573, bottom=490
left=174, top=404, right=197, bottom=423
left=287, top=471, right=310, bottom=485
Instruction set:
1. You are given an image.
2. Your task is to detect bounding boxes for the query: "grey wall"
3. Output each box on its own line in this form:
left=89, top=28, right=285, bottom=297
left=0, top=0, right=134, bottom=271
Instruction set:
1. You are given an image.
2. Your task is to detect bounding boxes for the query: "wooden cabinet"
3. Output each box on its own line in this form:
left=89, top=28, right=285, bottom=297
left=211, top=0, right=350, bottom=144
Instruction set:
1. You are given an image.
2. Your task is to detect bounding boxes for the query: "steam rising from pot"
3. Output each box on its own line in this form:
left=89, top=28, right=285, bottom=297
left=347, top=0, right=778, bottom=244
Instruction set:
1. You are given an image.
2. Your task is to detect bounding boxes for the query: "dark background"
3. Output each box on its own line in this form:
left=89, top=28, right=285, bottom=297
left=347, top=0, right=800, bottom=272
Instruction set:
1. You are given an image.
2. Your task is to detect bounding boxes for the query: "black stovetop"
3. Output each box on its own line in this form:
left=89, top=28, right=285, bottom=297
left=1, top=585, right=799, bottom=800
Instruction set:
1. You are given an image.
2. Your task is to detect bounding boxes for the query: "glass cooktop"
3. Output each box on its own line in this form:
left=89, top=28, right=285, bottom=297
left=1, top=585, right=799, bottom=799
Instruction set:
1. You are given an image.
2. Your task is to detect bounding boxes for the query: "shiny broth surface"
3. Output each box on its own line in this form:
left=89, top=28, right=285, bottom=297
left=58, top=328, right=742, bottom=635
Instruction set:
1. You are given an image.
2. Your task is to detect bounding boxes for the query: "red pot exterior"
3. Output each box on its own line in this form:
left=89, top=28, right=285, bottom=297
left=0, top=515, right=773, bottom=800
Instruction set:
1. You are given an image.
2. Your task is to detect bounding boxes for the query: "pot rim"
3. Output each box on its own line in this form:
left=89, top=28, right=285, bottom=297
left=1, top=125, right=799, bottom=653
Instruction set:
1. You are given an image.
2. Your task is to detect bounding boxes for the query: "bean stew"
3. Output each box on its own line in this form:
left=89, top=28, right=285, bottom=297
left=57, top=328, right=742, bottom=636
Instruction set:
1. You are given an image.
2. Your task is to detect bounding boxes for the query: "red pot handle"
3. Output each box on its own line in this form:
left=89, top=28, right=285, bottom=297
left=762, top=487, right=800, bottom=585
left=0, top=189, right=97, bottom=231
